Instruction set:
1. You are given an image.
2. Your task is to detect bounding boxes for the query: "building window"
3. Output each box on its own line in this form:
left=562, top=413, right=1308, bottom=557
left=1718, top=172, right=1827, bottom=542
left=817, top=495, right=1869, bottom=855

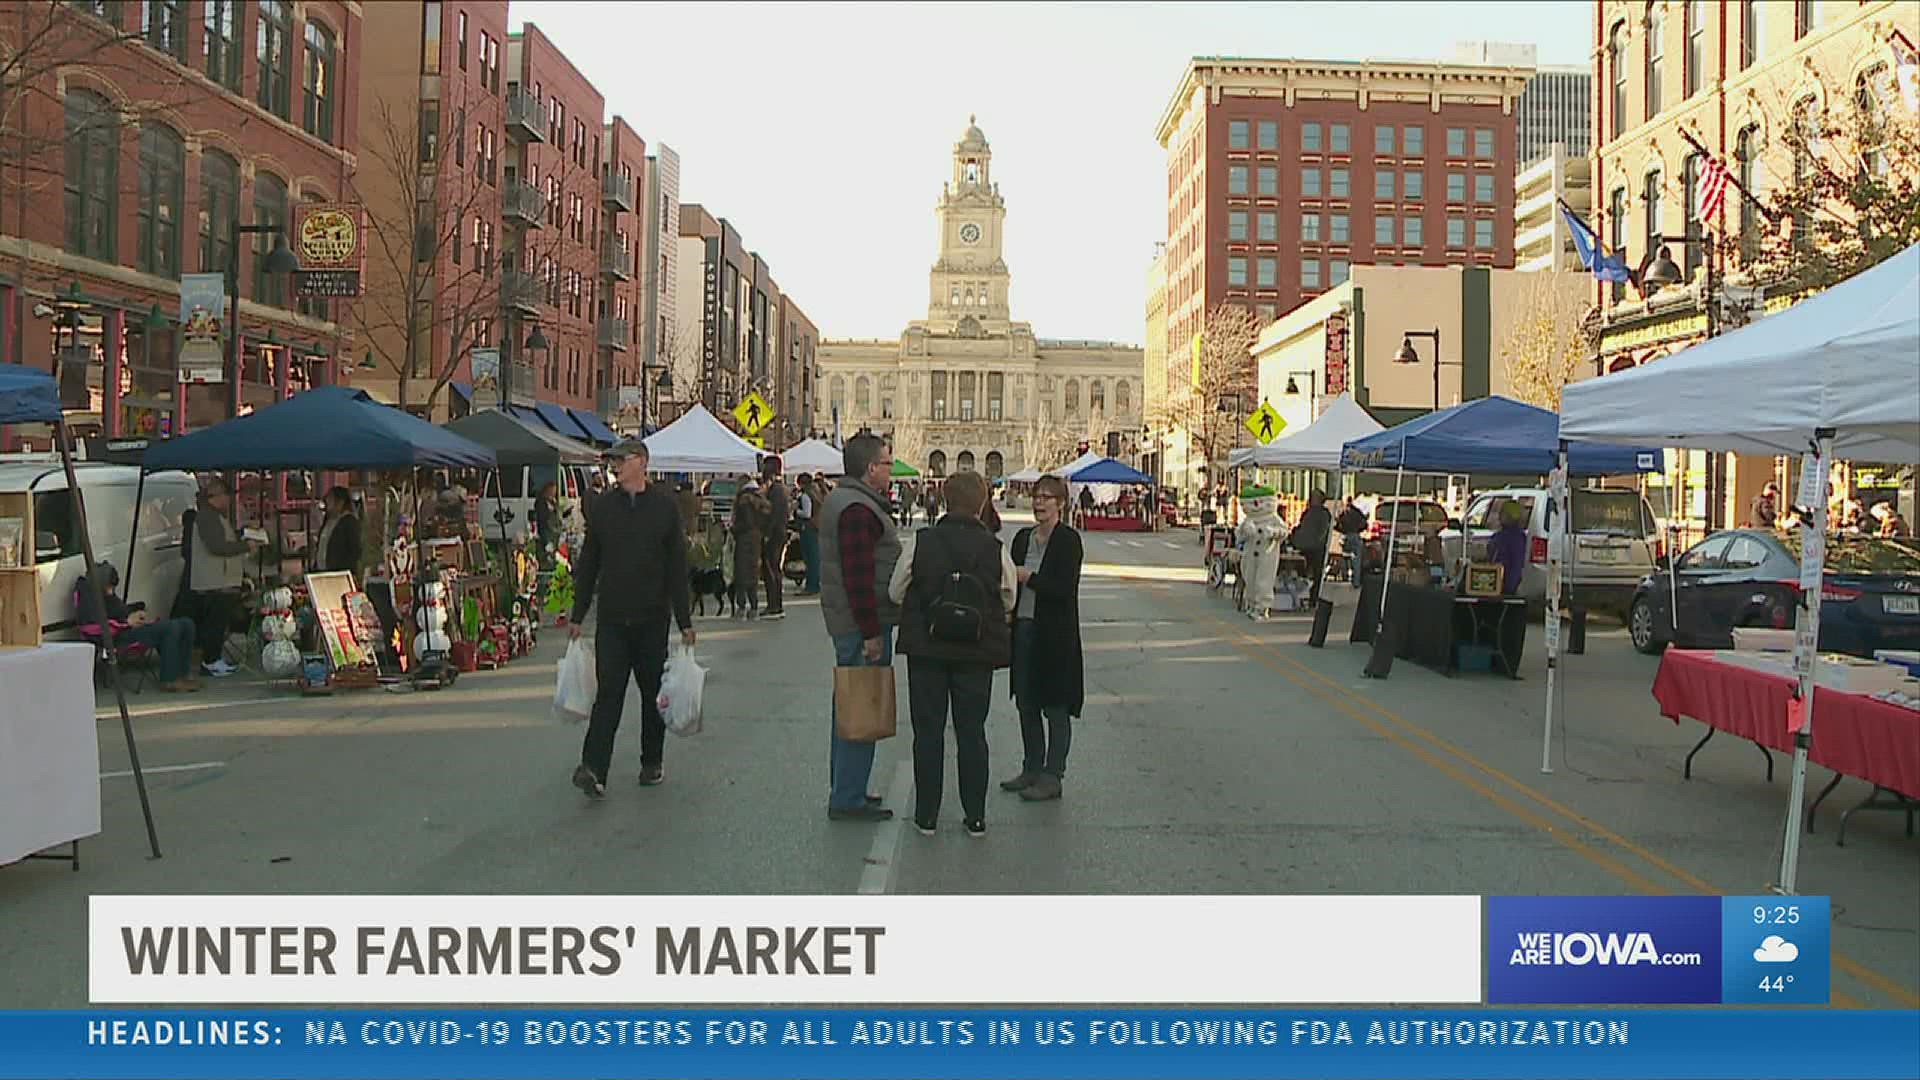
left=256, top=0, right=292, bottom=119
left=1330, top=123, right=1350, bottom=153
left=1228, top=119, right=1249, bottom=149
left=1735, top=126, right=1759, bottom=262
left=1329, top=213, right=1349, bottom=244
left=1374, top=170, right=1394, bottom=200
left=1258, top=166, right=1278, bottom=196
left=479, top=30, right=498, bottom=92
left=1228, top=210, right=1247, bottom=241
left=1794, top=0, right=1812, bottom=39
left=418, top=101, right=439, bottom=163
left=457, top=10, right=468, bottom=69
left=1446, top=216, right=1466, bottom=247
left=63, top=90, right=117, bottom=261
left=1300, top=168, right=1320, bottom=198
left=1608, top=186, right=1627, bottom=301
left=1403, top=215, right=1423, bottom=246
left=854, top=376, right=870, bottom=414
left=421, top=0, right=442, bottom=74
left=142, top=1, right=184, bottom=61
left=1375, top=124, right=1394, bottom=154
left=1682, top=153, right=1703, bottom=279
left=1740, top=1, right=1762, bottom=68
left=1228, top=165, right=1247, bottom=195
left=1446, top=173, right=1467, bottom=202
left=1330, top=259, right=1350, bottom=286
left=1643, top=167, right=1663, bottom=268
left=1685, top=0, right=1706, bottom=98
left=1445, top=127, right=1466, bottom=156
left=1857, top=67, right=1889, bottom=177
left=1330, top=168, right=1349, bottom=199
left=1300, top=213, right=1321, bottom=243
left=303, top=20, right=336, bottom=143
left=204, top=0, right=240, bottom=89
left=1404, top=125, right=1424, bottom=155
left=1256, top=257, right=1276, bottom=288
left=1227, top=256, right=1247, bottom=287
left=1473, top=174, right=1494, bottom=204
left=1789, top=99, right=1815, bottom=254
left=1404, top=171, right=1424, bottom=200
left=1645, top=1, right=1665, bottom=120
left=253, top=172, right=288, bottom=306
left=1257, top=120, right=1278, bottom=151
left=1473, top=129, right=1493, bottom=160
left=1064, top=379, right=1079, bottom=416
left=1257, top=211, right=1277, bottom=242
left=199, top=150, right=236, bottom=273
left=1302, top=122, right=1322, bottom=152
left=1473, top=219, right=1494, bottom=250
left=135, top=123, right=183, bottom=278
left=1610, top=21, right=1629, bottom=136
left=1375, top=216, right=1394, bottom=245
left=1301, top=258, right=1322, bottom=289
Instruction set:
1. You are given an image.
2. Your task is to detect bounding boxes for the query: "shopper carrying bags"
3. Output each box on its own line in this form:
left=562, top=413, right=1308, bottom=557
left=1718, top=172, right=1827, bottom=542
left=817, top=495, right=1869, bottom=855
left=818, top=433, right=903, bottom=823
left=889, top=471, right=1015, bottom=837
left=1004, top=474, right=1085, bottom=801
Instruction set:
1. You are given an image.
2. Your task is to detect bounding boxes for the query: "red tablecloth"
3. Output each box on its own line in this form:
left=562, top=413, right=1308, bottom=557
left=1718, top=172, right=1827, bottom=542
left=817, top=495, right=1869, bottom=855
left=1081, top=514, right=1147, bottom=532
left=1651, top=650, right=1920, bottom=799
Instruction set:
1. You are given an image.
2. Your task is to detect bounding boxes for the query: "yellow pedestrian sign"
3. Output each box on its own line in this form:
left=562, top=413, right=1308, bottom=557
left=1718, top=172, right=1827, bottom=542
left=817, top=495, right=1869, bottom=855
left=747, top=435, right=766, bottom=449
left=1245, top=400, right=1286, bottom=444
left=732, top=391, right=775, bottom=435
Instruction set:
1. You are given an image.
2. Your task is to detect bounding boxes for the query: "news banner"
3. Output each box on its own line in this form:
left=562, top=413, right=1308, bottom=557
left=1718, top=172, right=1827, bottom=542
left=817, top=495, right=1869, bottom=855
left=2, top=895, right=1915, bottom=1079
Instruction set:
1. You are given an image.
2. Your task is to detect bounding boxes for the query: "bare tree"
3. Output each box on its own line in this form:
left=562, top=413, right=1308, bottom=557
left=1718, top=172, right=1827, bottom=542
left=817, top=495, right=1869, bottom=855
left=1498, top=274, right=1594, bottom=411
left=656, top=315, right=703, bottom=421
left=1154, top=303, right=1259, bottom=477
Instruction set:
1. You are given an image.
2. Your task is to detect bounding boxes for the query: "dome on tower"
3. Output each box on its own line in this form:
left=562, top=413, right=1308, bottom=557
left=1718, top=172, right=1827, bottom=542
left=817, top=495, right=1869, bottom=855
left=958, top=114, right=988, bottom=151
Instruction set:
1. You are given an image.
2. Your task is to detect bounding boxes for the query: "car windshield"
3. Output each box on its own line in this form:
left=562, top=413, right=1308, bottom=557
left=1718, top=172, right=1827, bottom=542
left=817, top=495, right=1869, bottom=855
left=1571, top=490, right=1651, bottom=537
left=1380, top=501, right=1447, bottom=527
left=1778, top=533, right=1920, bottom=574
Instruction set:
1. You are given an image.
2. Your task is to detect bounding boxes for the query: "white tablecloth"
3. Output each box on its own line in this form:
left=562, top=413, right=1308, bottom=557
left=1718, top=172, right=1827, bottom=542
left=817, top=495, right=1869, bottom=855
left=0, top=644, right=100, bottom=864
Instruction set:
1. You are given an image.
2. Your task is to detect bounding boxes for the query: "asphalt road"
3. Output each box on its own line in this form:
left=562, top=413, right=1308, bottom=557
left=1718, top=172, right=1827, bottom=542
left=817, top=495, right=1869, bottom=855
left=2, top=513, right=1915, bottom=1008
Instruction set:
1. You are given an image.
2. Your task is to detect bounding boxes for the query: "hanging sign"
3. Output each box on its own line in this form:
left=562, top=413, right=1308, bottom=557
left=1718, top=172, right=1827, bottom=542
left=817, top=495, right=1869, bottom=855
left=469, top=348, right=500, bottom=395
left=179, top=273, right=226, bottom=384
left=292, top=203, right=365, bottom=298
left=1795, top=450, right=1825, bottom=513
left=1324, top=311, right=1349, bottom=397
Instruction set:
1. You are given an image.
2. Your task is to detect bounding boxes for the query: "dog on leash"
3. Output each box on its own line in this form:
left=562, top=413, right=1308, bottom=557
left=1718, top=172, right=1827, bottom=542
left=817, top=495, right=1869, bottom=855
left=691, top=567, right=732, bottom=617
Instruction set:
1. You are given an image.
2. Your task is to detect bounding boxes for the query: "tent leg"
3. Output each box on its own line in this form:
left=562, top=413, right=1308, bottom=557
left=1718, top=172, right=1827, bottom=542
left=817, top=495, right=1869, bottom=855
left=59, top=420, right=161, bottom=859
left=1378, top=463, right=1405, bottom=621
left=1775, top=429, right=1833, bottom=896
left=1542, top=444, right=1569, bottom=775
left=123, top=469, right=148, bottom=600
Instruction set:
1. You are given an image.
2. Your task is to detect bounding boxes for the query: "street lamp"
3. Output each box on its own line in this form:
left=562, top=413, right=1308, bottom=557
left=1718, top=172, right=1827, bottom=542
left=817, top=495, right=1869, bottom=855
left=1283, top=369, right=1319, bottom=417
left=227, top=224, right=297, bottom=418
left=1393, top=328, right=1460, bottom=413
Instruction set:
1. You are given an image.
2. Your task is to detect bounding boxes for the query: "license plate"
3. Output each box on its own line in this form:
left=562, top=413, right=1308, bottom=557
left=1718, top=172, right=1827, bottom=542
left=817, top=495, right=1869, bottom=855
left=1886, top=595, right=1920, bottom=616
left=1581, top=547, right=1622, bottom=564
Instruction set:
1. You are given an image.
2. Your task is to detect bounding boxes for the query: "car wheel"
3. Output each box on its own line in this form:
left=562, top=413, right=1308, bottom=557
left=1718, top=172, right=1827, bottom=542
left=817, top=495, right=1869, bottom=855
left=1630, top=597, right=1665, bottom=655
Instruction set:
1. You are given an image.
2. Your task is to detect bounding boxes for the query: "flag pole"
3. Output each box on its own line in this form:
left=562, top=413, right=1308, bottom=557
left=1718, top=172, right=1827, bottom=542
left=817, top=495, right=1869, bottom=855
left=1674, top=129, right=1774, bottom=226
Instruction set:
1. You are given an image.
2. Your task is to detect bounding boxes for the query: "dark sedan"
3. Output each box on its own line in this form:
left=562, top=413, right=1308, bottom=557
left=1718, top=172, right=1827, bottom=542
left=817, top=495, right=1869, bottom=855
left=1628, top=529, right=1920, bottom=657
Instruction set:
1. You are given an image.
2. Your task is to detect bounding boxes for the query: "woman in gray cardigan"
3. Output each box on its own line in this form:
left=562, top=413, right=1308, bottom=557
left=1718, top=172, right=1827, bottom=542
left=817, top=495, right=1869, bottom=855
left=187, top=476, right=257, bottom=676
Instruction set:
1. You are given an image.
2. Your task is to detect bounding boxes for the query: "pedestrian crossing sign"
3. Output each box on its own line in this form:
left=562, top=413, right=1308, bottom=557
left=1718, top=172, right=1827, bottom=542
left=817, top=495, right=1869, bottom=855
left=747, top=435, right=765, bottom=449
left=1245, top=400, right=1285, bottom=444
left=732, top=391, right=775, bottom=435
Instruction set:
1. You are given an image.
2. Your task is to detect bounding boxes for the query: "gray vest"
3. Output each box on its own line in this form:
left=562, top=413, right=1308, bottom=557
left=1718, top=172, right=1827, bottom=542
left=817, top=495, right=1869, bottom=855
left=818, top=477, right=901, bottom=637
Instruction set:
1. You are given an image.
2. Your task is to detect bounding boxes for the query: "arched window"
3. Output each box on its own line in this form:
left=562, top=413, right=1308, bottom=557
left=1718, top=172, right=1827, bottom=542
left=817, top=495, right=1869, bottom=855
left=1735, top=127, right=1760, bottom=262
left=1609, top=22, right=1629, bottom=140
left=1090, top=379, right=1105, bottom=415
left=1789, top=98, right=1816, bottom=254
left=1116, top=380, right=1132, bottom=413
left=256, top=0, right=292, bottom=119
left=303, top=18, right=336, bottom=143
left=252, top=172, right=288, bottom=306
left=830, top=376, right=846, bottom=414
left=1608, top=186, right=1628, bottom=303
left=136, top=123, right=183, bottom=278
left=199, top=149, right=238, bottom=273
left=928, top=450, right=947, bottom=477
left=957, top=450, right=975, bottom=473
left=984, top=451, right=1004, bottom=479
left=1064, top=378, right=1079, bottom=416
left=1642, top=167, right=1663, bottom=276
left=1741, top=0, right=1763, bottom=69
left=1681, top=153, right=1702, bottom=280
left=854, top=376, right=871, bottom=415
left=950, top=286, right=960, bottom=306
left=64, top=90, right=118, bottom=261
left=1644, top=2, right=1665, bottom=120
left=1856, top=66, right=1888, bottom=176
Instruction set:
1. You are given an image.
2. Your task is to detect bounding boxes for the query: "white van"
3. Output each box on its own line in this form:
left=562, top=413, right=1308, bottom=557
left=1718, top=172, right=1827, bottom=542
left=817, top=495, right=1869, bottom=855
left=476, top=464, right=593, bottom=543
left=1439, top=486, right=1660, bottom=615
left=0, top=462, right=198, bottom=638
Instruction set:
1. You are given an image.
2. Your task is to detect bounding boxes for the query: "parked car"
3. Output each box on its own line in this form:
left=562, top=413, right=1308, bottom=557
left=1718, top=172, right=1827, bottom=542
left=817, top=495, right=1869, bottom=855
left=1439, top=486, right=1661, bottom=615
left=0, top=462, right=197, bottom=639
left=476, top=463, right=590, bottom=543
left=1627, top=529, right=1920, bottom=657
left=1365, top=498, right=1449, bottom=551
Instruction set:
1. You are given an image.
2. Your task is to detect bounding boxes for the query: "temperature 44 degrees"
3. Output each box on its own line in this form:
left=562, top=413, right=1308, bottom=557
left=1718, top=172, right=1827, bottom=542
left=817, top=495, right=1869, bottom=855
left=1758, top=974, right=1797, bottom=993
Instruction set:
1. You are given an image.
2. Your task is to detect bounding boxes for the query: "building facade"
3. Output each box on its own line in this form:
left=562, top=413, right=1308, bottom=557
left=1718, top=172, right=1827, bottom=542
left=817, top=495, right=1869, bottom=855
left=815, top=119, right=1143, bottom=478
left=1518, top=67, right=1594, bottom=163
left=1, top=0, right=362, bottom=443
left=775, top=295, right=818, bottom=445
left=1515, top=143, right=1592, bottom=271
left=598, top=116, right=645, bottom=430
left=640, top=144, right=680, bottom=421
left=1154, top=56, right=1533, bottom=407
left=675, top=204, right=749, bottom=418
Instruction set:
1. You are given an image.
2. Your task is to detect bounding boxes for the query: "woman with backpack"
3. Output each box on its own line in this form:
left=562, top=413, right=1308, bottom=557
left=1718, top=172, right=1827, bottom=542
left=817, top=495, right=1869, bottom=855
left=889, top=470, right=1015, bottom=837
left=1004, top=473, right=1085, bottom=802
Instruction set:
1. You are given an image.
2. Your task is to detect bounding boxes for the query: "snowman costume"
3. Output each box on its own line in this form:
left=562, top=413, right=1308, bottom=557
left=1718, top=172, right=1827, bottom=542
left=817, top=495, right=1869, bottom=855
left=1237, top=488, right=1285, bottom=620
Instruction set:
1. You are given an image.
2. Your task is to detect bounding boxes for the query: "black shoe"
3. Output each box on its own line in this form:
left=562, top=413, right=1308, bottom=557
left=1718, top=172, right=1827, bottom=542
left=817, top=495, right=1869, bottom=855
left=913, top=817, right=937, bottom=836
left=964, top=818, right=986, bottom=838
left=1000, top=770, right=1042, bottom=792
left=866, top=794, right=884, bottom=806
left=572, top=765, right=605, bottom=799
left=827, top=805, right=894, bottom=822
left=638, top=764, right=666, bottom=787
left=762, top=610, right=786, bottom=620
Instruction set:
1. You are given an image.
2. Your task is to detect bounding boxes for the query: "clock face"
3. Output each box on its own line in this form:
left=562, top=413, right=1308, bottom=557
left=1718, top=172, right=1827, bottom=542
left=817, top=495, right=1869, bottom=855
left=959, top=223, right=981, bottom=244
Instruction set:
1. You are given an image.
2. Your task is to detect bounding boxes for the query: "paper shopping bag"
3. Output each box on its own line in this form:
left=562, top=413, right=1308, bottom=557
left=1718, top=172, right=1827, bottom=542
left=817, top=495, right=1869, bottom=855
left=833, top=665, right=897, bottom=743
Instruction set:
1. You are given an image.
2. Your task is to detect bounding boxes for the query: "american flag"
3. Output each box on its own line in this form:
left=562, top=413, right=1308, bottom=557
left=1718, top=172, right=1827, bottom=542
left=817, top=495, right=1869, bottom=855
left=1694, top=155, right=1732, bottom=228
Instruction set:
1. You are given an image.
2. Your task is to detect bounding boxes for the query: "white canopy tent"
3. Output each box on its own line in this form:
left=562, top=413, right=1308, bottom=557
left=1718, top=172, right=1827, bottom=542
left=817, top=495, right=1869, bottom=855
left=780, top=437, right=844, bottom=476
left=1005, top=467, right=1045, bottom=483
left=642, top=403, right=768, bottom=474
left=1560, top=242, right=1920, bottom=897
left=1228, top=393, right=1384, bottom=470
left=1047, top=451, right=1104, bottom=478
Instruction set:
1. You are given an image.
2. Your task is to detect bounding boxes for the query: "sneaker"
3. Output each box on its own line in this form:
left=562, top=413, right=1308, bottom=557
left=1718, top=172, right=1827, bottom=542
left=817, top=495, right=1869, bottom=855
left=999, top=771, right=1042, bottom=792
left=963, top=818, right=986, bottom=838
left=761, top=610, right=786, bottom=620
left=913, top=818, right=937, bottom=836
left=827, top=805, right=894, bottom=822
left=1019, top=774, right=1063, bottom=801
left=202, top=659, right=236, bottom=677
left=571, top=765, right=605, bottom=799
left=637, top=764, right=666, bottom=787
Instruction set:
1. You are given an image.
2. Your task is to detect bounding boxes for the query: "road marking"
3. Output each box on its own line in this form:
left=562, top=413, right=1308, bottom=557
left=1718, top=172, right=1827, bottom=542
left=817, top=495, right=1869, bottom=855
left=102, top=760, right=225, bottom=780
left=1126, top=540, right=1145, bottom=548
left=1168, top=589, right=1911, bottom=1009
left=96, top=696, right=287, bottom=721
left=1163, top=541, right=1184, bottom=550
left=856, top=760, right=914, bottom=895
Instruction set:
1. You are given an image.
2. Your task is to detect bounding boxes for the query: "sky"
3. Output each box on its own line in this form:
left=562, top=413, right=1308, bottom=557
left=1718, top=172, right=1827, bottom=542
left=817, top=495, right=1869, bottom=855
left=510, top=1, right=1594, bottom=344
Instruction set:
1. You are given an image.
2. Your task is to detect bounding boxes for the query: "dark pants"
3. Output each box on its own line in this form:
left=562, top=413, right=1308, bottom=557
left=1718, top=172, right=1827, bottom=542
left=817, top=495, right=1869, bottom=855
left=732, top=535, right=760, bottom=613
left=799, top=527, right=821, bottom=593
left=760, top=532, right=788, bottom=614
left=123, top=618, right=194, bottom=682
left=906, top=656, right=992, bottom=822
left=189, top=590, right=240, bottom=663
left=580, top=617, right=668, bottom=783
left=1013, top=619, right=1071, bottom=777
left=1299, top=547, right=1328, bottom=605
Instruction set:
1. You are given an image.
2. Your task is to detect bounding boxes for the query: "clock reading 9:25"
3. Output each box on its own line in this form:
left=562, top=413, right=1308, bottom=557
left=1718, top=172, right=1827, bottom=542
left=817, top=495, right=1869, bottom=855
left=959, top=223, right=981, bottom=244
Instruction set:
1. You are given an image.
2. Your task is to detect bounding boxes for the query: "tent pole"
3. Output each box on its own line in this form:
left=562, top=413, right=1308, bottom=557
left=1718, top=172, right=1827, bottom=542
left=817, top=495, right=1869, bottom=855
left=122, top=467, right=148, bottom=601
left=1668, top=451, right=1680, bottom=631
left=1776, top=428, right=1833, bottom=896
left=58, top=419, right=161, bottom=859
left=1542, top=443, right=1569, bottom=775
left=1378, top=461, right=1405, bottom=621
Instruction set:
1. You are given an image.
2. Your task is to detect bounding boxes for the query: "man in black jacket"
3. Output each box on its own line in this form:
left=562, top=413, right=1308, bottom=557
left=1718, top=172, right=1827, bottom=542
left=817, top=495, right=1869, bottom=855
left=1292, top=490, right=1334, bottom=605
left=568, top=441, right=695, bottom=797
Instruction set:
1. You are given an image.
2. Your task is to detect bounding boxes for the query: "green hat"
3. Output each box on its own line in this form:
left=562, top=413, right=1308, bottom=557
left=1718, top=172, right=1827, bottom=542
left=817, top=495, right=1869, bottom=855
left=1240, top=484, right=1276, bottom=499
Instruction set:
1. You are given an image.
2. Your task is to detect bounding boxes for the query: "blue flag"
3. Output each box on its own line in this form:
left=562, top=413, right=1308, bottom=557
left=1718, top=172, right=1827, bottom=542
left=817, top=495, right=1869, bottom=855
left=1559, top=202, right=1633, bottom=284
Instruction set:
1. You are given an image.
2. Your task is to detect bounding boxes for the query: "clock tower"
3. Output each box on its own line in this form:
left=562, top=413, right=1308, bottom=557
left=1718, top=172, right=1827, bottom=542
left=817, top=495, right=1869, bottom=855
left=929, top=116, right=1010, bottom=335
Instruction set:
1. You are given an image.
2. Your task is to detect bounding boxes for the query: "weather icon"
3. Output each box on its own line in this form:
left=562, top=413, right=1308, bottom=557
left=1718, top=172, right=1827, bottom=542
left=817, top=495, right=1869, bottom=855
left=1754, top=936, right=1800, bottom=963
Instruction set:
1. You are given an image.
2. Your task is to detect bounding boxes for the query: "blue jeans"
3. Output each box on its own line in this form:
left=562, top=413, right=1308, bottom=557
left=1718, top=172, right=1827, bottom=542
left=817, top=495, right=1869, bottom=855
left=829, top=625, right=894, bottom=810
left=800, top=528, right=821, bottom=593
left=122, top=617, right=194, bottom=683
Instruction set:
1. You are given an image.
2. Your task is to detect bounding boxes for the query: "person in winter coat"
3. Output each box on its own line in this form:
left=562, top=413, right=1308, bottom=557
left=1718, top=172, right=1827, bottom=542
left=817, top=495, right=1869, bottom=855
left=1004, top=474, right=1086, bottom=802
left=315, top=486, right=363, bottom=575
left=889, top=470, right=1015, bottom=837
left=1290, top=489, right=1333, bottom=605
left=730, top=479, right=771, bottom=618
left=1334, top=497, right=1368, bottom=582
left=794, top=472, right=822, bottom=596
left=186, top=475, right=258, bottom=677
left=758, top=466, right=790, bottom=620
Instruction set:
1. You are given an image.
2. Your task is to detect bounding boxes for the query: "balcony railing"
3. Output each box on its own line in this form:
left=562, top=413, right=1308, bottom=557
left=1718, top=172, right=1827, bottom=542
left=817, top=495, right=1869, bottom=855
left=597, top=318, right=630, bottom=351
left=504, top=89, right=544, bottom=143
left=505, top=362, right=537, bottom=406
left=499, top=270, right=540, bottom=314
left=600, top=237, right=632, bottom=279
left=601, top=170, right=635, bottom=212
left=503, top=182, right=545, bottom=227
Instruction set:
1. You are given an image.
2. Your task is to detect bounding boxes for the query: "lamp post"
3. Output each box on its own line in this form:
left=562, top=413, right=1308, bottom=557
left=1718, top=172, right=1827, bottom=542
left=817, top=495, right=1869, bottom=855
left=227, top=223, right=298, bottom=419
left=1393, top=329, right=1460, bottom=413
left=1283, top=370, right=1319, bottom=417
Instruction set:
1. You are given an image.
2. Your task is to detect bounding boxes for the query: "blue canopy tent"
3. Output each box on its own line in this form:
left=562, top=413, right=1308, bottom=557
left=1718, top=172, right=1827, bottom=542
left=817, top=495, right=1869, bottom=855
left=144, top=386, right=494, bottom=471
left=1068, top=457, right=1154, bottom=484
left=1338, top=396, right=1660, bottom=476
left=0, top=364, right=161, bottom=859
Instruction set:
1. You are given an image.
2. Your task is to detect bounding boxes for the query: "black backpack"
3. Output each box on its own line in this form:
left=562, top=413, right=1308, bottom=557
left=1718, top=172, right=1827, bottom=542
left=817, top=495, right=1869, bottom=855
left=925, top=530, right=994, bottom=644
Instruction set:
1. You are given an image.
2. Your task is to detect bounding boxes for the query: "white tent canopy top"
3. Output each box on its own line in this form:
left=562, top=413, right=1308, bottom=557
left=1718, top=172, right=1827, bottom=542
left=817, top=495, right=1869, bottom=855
left=1227, top=392, right=1385, bottom=470
left=780, top=437, right=843, bottom=476
left=641, top=403, right=769, bottom=474
left=1005, top=467, right=1044, bottom=483
left=1047, top=450, right=1104, bottom=478
left=1560, top=243, right=1920, bottom=461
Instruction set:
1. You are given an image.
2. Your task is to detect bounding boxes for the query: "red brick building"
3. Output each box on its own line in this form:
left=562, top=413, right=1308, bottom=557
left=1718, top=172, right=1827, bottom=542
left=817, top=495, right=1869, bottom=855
left=598, top=116, right=645, bottom=431
left=776, top=295, right=818, bottom=444
left=1, top=0, right=362, bottom=441
left=1156, top=57, right=1531, bottom=379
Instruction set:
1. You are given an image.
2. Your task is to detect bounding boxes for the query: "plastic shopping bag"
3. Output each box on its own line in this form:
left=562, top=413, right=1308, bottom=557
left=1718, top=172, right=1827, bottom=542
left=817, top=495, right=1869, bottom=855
left=552, top=638, right=596, bottom=723
left=658, top=643, right=706, bottom=737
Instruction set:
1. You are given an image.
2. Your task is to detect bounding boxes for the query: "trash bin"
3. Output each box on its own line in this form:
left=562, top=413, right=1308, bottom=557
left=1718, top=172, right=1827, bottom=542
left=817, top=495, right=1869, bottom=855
left=1350, top=570, right=1386, bottom=644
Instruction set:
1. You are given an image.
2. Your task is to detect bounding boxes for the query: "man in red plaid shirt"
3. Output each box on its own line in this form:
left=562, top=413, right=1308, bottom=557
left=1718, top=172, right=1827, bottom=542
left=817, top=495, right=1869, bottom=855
left=817, top=433, right=903, bottom=822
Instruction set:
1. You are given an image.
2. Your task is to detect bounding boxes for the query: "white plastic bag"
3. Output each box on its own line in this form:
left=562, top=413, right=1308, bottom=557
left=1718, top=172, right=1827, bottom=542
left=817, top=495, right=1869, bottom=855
left=552, top=638, right=596, bottom=723
left=658, top=642, right=706, bottom=736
